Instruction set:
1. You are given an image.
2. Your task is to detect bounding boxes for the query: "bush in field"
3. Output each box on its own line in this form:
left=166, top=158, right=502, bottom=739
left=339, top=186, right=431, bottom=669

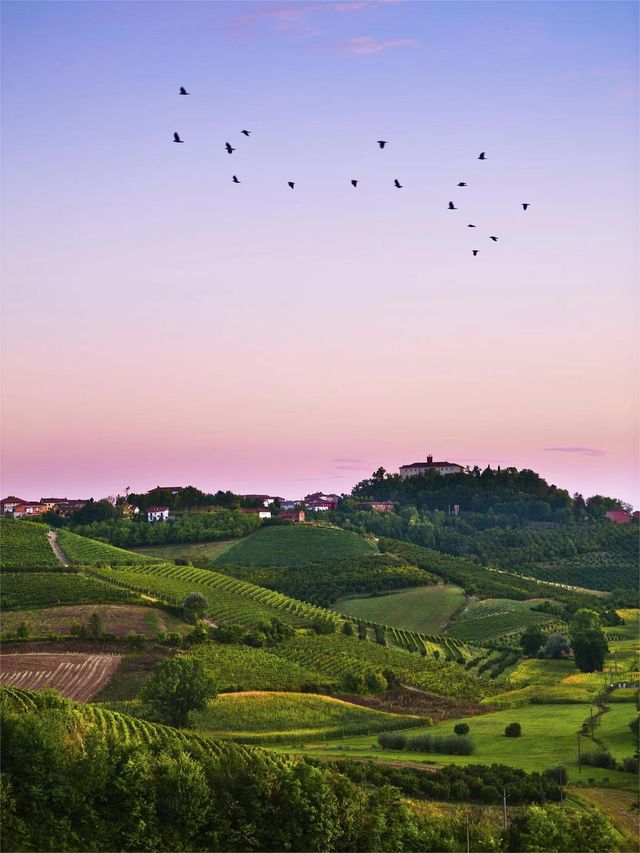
left=505, top=722, right=522, bottom=737
left=341, top=621, right=354, bottom=636
left=377, top=732, right=408, bottom=750
left=341, top=671, right=367, bottom=694
left=16, top=622, right=29, bottom=640
left=406, top=734, right=475, bottom=755
left=365, top=671, right=388, bottom=693
left=579, top=750, right=616, bottom=770
left=141, top=656, right=217, bottom=727
left=620, top=757, right=639, bottom=773
left=454, top=722, right=469, bottom=735
left=543, top=766, right=568, bottom=786
left=183, top=592, right=208, bottom=622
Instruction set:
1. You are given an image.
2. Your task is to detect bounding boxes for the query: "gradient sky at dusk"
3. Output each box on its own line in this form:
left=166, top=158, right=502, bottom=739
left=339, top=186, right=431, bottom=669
left=2, top=1, right=638, bottom=504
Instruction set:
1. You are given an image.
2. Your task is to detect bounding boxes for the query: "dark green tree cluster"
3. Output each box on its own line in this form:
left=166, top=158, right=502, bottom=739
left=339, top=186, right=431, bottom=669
left=569, top=609, right=609, bottom=673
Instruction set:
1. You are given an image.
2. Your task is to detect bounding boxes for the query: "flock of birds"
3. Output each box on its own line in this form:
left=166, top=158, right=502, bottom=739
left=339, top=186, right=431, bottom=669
left=172, top=86, right=530, bottom=257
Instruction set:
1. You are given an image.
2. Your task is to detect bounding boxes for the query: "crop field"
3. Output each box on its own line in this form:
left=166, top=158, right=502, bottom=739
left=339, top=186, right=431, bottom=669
left=87, top=562, right=338, bottom=628
left=268, top=633, right=492, bottom=702
left=0, top=519, right=61, bottom=570
left=446, top=598, right=558, bottom=642
left=216, top=524, right=377, bottom=568
left=0, top=652, right=121, bottom=701
left=191, top=691, right=427, bottom=743
left=598, top=704, right=638, bottom=760
left=1, top=572, right=136, bottom=611
left=527, top=540, right=638, bottom=592
left=0, top=604, right=188, bottom=639
left=186, top=643, right=333, bottom=692
left=129, top=539, right=239, bottom=561
left=333, top=584, right=465, bottom=634
left=56, top=529, right=158, bottom=566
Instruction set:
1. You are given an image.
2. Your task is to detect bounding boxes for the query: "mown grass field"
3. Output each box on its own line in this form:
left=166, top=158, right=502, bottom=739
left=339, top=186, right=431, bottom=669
left=1, top=573, right=136, bottom=612
left=57, top=529, right=158, bottom=566
left=0, top=519, right=60, bottom=570
left=598, top=704, right=638, bottom=760
left=215, top=524, right=377, bottom=568
left=190, top=691, right=427, bottom=742
left=333, top=584, right=465, bottom=634
left=0, top=604, right=188, bottom=639
left=130, top=539, right=239, bottom=561
left=446, top=598, right=558, bottom=642
left=186, top=643, right=333, bottom=692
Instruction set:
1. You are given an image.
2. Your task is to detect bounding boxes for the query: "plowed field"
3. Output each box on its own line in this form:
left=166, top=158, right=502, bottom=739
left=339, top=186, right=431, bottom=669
left=0, top=652, right=121, bottom=701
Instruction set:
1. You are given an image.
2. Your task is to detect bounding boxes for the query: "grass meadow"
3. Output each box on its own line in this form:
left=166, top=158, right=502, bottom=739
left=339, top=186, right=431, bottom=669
left=333, top=584, right=465, bottom=634
left=130, top=540, right=239, bottom=561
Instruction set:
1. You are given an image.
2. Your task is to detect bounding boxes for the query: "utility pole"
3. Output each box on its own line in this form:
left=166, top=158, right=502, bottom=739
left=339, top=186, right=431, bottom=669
left=590, top=706, right=594, bottom=739
left=466, top=814, right=470, bottom=853
left=577, top=734, right=582, bottom=772
left=502, top=789, right=508, bottom=829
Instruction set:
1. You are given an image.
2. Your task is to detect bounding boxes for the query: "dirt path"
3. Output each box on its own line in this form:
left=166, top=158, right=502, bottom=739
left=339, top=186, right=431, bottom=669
left=47, top=530, right=69, bottom=567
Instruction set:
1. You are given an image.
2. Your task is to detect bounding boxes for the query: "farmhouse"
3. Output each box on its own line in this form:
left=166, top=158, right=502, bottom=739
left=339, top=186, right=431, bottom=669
left=399, top=454, right=464, bottom=478
left=0, top=496, right=27, bottom=515
left=605, top=510, right=631, bottom=524
left=12, top=501, right=47, bottom=518
left=241, top=508, right=272, bottom=520
left=242, top=494, right=283, bottom=507
left=277, top=509, right=305, bottom=523
left=147, top=506, right=170, bottom=522
left=304, top=493, right=340, bottom=511
left=54, top=499, right=88, bottom=516
left=357, top=500, right=395, bottom=512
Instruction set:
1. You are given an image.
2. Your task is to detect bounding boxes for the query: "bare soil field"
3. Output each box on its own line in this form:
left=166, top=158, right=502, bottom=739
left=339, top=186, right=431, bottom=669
left=0, top=652, right=121, bottom=701
left=337, top=688, right=492, bottom=722
left=0, top=604, right=188, bottom=638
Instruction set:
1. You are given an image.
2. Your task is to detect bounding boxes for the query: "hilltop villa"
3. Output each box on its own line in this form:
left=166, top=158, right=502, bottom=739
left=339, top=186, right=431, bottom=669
left=399, top=454, right=464, bottom=478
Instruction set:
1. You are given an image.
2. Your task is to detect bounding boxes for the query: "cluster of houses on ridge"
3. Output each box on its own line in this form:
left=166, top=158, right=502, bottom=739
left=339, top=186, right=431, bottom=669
left=0, top=496, right=90, bottom=519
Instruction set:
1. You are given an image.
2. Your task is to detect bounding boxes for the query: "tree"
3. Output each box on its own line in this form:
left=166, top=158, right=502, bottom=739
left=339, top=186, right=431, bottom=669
left=70, top=498, right=119, bottom=525
left=16, top=622, right=29, bottom=641
left=505, top=722, right=522, bottom=737
left=506, top=804, right=616, bottom=852
left=341, top=621, right=355, bottom=636
left=520, top=626, right=545, bottom=657
left=87, top=611, right=103, bottom=639
left=543, top=633, right=571, bottom=659
left=141, top=656, right=216, bottom=727
left=572, top=630, right=609, bottom=673
left=454, top=723, right=470, bottom=735
left=182, top=592, right=207, bottom=623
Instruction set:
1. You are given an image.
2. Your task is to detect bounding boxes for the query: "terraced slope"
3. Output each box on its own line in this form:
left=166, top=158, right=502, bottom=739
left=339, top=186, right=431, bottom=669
left=56, top=529, right=159, bottom=566
left=0, top=519, right=61, bottom=570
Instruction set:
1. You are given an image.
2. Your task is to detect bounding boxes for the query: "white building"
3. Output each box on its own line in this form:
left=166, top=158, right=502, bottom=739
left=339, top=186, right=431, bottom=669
left=399, top=454, right=464, bottom=478
left=241, top=508, right=272, bottom=520
left=147, top=506, right=170, bottom=522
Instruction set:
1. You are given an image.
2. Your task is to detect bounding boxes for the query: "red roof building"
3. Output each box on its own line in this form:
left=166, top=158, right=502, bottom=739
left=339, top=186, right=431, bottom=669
left=605, top=510, right=631, bottom=524
left=1, top=496, right=27, bottom=514
left=278, top=509, right=305, bottom=523
left=399, top=454, right=464, bottom=478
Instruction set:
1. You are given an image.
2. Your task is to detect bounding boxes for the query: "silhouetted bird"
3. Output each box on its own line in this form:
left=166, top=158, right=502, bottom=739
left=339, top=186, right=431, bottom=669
left=241, top=130, right=251, bottom=136
left=467, top=224, right=476, bottom=228
left=478, top=152, right=486, bottom=160
left=489, top=236, right=498, bottom=242
left=522, top=203, right=530, bottom=210
left=394, top=179, right=402, bottom=188
left=225, top=143, right=235, bottom=154
left=457, top=182, right=467, bottom=187
left=232, top=175, right=240, bottom=183
left=179, top=87, right=189, bottom=95
left=448, top=201, right=457, bottom=210
left=472, top=250, right=479, bottom=256
left=288, top=182, right=295, bottom=189
left=377, top=140, right=387, bottom=149
left=351, top=180, right=358, bottom=187
left=173, top=132, right=184, bottom=143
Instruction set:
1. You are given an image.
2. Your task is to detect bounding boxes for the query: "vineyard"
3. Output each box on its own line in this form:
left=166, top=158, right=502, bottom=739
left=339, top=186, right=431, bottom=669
left=56, top=529, right=158, bottom=566
left=0, top=604, right=188, bottom=639
left=86, top=562, right=338, bottom=628
left=0, top=652, right=121, bottom=701
left=268, top=633, right=493, bottom=701
left=446, top=599, right=560, bottom=642
left=215, top=524, right=377, bottom=568
left=0, top=519, right=61, bottom=570
left=186, top=643, right=333, bottom=692
left=1, top=572, right=136, bottom=611
left=190, top=691, right=427, bottom=743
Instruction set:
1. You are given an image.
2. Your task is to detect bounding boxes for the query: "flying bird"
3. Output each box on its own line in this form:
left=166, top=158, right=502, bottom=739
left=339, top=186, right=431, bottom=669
left=377, top=140, right=388, bottom=149
left=457, top=182, right=467, bottom=187
left=394, top=179, right=402, bottom=188
left=478, top=152, right=486, bottom=160
left=472, top=250, right=479, bottom=256
left=448, top=201, right=457, bottom=210
left=288, top=181, right=295, bottom=189
left=522, top=203, right=530, bottom=210
left=351, top=180, right=358, bottom=187
left=232, top=175, right=240, bottom=183
left=241, top=130, right=251, bottom=136
left=173, top=132, right=184, bottom=143
left=489, top=235, right=498, bottom=242
left=467, top=224, right=476, bottom=228
left=225, top=142, right=235, bottom=154
left=179, top=87, right=189, bottom=95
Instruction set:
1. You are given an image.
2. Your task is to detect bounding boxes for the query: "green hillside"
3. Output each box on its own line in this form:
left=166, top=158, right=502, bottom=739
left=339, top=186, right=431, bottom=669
left=1, top=572, right=136, bottom=612
left=334, top=585, right=465, bottom=634
left=446, top=598, right=560, bottom=642
left=57, top=529, right=159, bottom=566
left=216, top=524, right=376, bottom=568
left=0, top=518, right=61, bottom=570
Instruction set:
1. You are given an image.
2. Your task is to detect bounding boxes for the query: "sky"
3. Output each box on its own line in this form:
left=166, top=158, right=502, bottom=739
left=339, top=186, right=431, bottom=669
left=1, top=1, right=638, bottom=505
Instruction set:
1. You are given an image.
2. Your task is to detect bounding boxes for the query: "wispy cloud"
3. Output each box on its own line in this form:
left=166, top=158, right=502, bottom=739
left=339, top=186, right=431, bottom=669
left=234, top=2, right=372, bottom=29
left=333, top=457, right=368, bottom=470
left=543, top=447, right=606, bottom=457
left=337, top=35, right=418, bottom=55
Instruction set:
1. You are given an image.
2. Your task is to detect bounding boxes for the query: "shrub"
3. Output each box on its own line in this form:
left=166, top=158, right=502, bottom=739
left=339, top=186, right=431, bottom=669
left=16, top=622, right=29, bottom=641
left=377, top=732, right=408, bottom=750
left=454, top=723, right=470, bottom=735
left=182, top=592, right=207, bottom=622
left=620, top=757, right=639, bottom=774
left=125, top=632, right=146, bottom=649
left=505, top=722, right=522, bottom=737
left=579, top=750, right=616, bottom=770
left=405, top=734, right=475, bottom=755
left=543, top=766, right=568, bottom=786
left=341, top=621, right=354, bottom=636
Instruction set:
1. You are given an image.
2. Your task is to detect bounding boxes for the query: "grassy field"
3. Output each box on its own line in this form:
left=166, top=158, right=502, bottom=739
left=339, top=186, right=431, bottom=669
left=0, top=604, right=189, bottom=639
left=190, top=691, right=427, bottom=742
left=598, top=704, right=638, bottom=761
left=446, top=598, right=558, bottom=642
left=57, top=529, right=158, bottom=566
left=1, top=573, right=136, bottom=612
left=0, top=519, right=60, bottom=570
left=215, top=524, right=377, bottom=568
left=333, top=585, right=466, bottom=634
left=186, top=643, right=334, bottom=692
left=272, top=703, right=637, bottom=788
left=130, top=539, right=239, bottom=561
